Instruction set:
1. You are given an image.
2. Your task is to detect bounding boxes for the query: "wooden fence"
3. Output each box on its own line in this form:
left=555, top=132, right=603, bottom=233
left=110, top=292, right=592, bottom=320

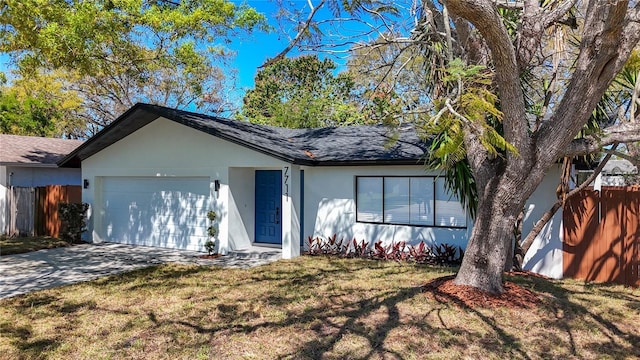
left=6, top=185, right=82, bottom=237
left=6, top=187, right=35, bottom=237
left=563, top=187, right=640, bottom=287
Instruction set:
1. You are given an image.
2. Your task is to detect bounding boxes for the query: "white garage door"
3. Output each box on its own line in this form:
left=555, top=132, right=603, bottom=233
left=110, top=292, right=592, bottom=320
left=101, top=177, right=210, bottom=251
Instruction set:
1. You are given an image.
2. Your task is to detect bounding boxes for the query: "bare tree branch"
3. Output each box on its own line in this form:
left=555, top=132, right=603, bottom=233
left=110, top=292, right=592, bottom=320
left=517, top=0, right=577, bottom=69
left=536, top=1, right=639, bottom=169
left=261, top=0, right=326, bottom=68
left=494, top=0, right=523, bottom=9
left=540, top=0, right=579, bottom=29
left=442, top=5, right=454, bottom=62
left=361, top=6, right=395, bottom=35
left=564, top=121, right=640, bottom=157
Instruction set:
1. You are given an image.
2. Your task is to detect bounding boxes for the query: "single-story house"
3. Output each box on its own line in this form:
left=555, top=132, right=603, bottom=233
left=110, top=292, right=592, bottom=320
left=0, top=134, right=84, bottom=234
left=58, top=103, right=564, bottom=278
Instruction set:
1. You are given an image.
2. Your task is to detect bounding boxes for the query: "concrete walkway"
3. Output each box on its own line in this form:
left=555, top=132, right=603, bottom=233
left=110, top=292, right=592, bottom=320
left=0, top=242, right=281, bottom=300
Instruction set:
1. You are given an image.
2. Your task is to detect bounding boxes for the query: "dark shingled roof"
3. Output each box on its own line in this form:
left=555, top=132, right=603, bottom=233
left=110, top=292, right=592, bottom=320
left=0, top=134, right=84, bottom=166
left=59, top=103, right=428, bottom=168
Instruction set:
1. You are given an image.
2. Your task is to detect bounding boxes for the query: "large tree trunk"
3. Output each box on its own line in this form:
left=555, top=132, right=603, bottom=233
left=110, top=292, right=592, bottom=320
left=444, top=0, right=640, bottom=295
left=453, top=179, right=527, bottom=293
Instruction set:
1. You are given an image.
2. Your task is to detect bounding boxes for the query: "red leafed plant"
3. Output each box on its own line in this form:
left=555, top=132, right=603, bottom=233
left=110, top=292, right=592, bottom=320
left=305, top=234, right=463, bottom=266
left=408, top=241, right=431, bottom=263
left=373, top=240, right=389, bottom=259
left=349, top=238, right=369, bottom=258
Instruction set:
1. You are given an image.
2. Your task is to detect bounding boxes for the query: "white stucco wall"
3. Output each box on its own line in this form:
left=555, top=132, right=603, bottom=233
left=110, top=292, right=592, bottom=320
left=228, top=167, right=255, bottom=250
left=0, top=166, right=6, bottom=234
left=282, top=164, right=301, bottom=259
left=81, top=117, right=287, bottom=253
left=302, top=165, right=472, bottom=249
left=521, top=164, right=564, bottom=278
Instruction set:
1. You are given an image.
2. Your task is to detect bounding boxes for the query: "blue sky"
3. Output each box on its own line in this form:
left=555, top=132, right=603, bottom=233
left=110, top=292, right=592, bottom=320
left=225, top=0, right=368, bottom=108
left=226, top=0, right=304, bottom=105
left=229, top=1, right=294, bottom=91
left=228, top=0, right=379, bottom=103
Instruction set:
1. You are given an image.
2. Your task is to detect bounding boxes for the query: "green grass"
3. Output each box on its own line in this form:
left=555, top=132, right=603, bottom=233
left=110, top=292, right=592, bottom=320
left=0, top=236, right=70, bottom=256
left=0, top=256, right=638, bottom=359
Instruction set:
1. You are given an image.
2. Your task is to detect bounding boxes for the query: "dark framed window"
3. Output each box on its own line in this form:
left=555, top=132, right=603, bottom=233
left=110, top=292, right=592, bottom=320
left=356, top=176, right=467, bottom=228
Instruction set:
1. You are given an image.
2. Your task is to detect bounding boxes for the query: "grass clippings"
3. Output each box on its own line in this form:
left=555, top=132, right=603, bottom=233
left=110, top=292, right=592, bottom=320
left=0, top=236, right=70, bottom=256
left=0, top=257, right=638, bottom=359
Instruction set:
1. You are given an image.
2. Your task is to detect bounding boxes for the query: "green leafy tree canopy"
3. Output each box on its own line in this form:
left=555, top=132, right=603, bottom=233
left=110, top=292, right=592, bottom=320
left=0, top=71, right=84, bottom=137
left=0, top=0, right=268, bottom=135
left=0, top=0, right=266, bottom=76
left=240, top=55, right=365, bottom=128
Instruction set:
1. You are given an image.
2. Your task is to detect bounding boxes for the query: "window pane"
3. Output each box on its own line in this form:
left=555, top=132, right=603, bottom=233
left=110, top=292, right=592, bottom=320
left=356, top=177, right=383, bottom=222
left=384, top=177, right=410, bottom=224
left=435, top=178, right=467, bottom=227
left=409, top=177, right=434, bottom=225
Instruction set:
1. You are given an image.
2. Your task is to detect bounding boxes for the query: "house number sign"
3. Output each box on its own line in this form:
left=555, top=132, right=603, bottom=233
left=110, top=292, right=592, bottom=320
left=284, top=166, right=289, bottom=201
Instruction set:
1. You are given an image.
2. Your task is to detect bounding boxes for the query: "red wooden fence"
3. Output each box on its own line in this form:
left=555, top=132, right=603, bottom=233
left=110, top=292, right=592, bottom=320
left=563, top=187, right=640, bottom=287
left=35, top=185, right=82, bottom=238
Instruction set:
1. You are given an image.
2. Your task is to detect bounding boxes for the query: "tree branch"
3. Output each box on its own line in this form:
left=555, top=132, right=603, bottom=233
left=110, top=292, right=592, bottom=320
left=536, top=1, right=639, bottom=169
left=361, top=6, right=395, bottom=35
left=539, top=0, right=578, bottom=30
left=519, top=142, right=619, bottom=258
left=563, top=121, right=640, bottom=157
left=516, top=0, right=577, bottom=69
left=260, top=0, right=326, bottom=68
left=494, top=0, right=523, bottom=9
left=442, top=5, right=454, bottom=62
left=445, top=0, right=531, bottom=173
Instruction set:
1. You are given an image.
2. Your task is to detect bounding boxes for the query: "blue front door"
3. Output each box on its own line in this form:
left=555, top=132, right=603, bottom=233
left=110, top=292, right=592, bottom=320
left=255, top=170, right=282, bottom=244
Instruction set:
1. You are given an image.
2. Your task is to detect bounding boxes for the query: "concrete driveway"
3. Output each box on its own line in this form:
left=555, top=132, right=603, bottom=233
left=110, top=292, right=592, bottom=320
left=0, top=242, right=281, bottom=300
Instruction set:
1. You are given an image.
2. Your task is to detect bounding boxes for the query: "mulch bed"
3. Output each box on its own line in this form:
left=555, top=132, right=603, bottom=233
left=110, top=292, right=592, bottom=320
left=422, top=275, right=543, bottom=309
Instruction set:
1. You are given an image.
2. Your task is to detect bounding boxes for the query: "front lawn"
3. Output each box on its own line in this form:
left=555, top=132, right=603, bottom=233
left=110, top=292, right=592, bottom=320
left=0, top=236, right=70, bottom=256
left=0, top=257, right=638, bottom=359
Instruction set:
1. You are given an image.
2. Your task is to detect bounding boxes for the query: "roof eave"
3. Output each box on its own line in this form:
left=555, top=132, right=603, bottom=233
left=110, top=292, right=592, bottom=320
left=308, top=159, right=424, bottom=167
left=1, top=162, right=60, bottom=168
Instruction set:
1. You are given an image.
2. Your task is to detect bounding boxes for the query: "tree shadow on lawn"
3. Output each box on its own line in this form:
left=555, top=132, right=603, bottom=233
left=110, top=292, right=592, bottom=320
left=145, top=286, right=432, bottom=359
left=505, top=274, right=640, bottom=359
left=132, top=260, right=523, bottom=359
left=81, top=261, right=640, bottom=359
left=251, top=270, right=637, bottom=359
left=0, top=293, right=89, bottom=357
left=88, top=263, right=221, bottom=292
left=88, top=260, right=349, bottom=294
left=0, top=321, right=59, bottom=359
left=3, top=259, right=639, bottom=359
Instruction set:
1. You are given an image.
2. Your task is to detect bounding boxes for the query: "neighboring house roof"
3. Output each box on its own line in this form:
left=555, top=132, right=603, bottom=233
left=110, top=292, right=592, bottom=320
left=602, top=159, right=637, bottom=174
left=0, top=134, right=84, bottom=167
left=59, top=103, right=429, bottom=168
